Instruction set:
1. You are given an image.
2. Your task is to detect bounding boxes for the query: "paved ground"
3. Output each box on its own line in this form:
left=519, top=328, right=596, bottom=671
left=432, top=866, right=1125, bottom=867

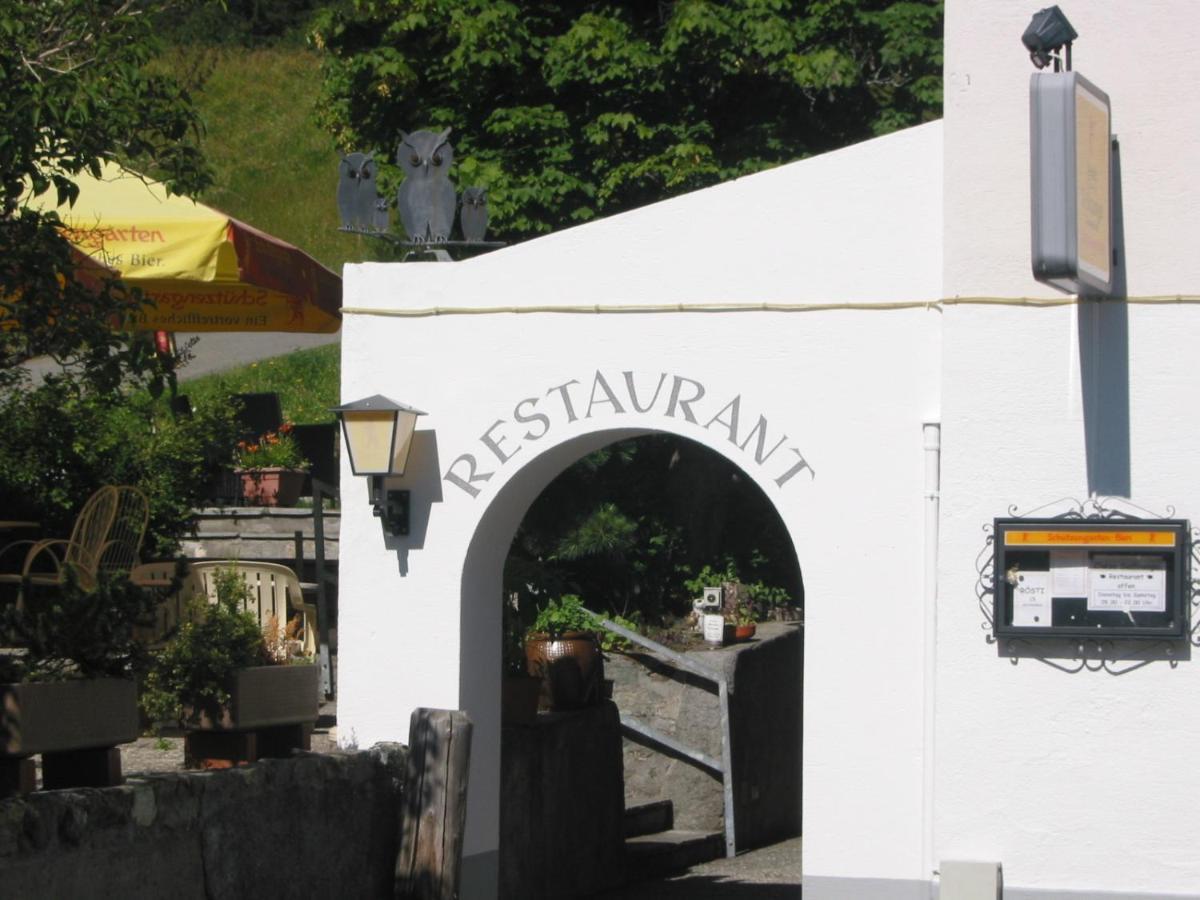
left=18, top=331, right=339, bottom=384
left=598, top=837, right=803, bottom=898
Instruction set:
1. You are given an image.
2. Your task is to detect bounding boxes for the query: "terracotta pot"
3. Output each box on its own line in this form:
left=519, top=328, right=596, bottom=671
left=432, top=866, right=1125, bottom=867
left=734, top=623, right=757, bottom=642
left=502, top=675, right=542, bottom=725
left=524, top=631, right=604, bottom=711
left=237, top=467, right=306, bottom=507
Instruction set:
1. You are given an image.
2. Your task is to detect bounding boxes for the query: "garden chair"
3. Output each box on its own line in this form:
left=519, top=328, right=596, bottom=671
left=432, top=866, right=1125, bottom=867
left=130, top=560, right=319, bottom=655
left=0, top=485, right=149, bottom=606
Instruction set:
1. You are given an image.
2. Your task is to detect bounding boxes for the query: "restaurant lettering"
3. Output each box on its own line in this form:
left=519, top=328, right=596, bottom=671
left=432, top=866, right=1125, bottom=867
left=444, top=370, right=815, bottom=499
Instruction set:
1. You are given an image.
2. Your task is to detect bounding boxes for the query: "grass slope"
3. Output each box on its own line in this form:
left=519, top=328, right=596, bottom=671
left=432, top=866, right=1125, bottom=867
left=183, top=342, right=339, bottom=425
left=184, top=45, right=374, bottom=274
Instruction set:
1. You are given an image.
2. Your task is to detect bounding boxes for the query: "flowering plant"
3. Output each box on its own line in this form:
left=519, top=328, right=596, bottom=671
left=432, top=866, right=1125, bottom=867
left=233, top=423, right=309, bottom=471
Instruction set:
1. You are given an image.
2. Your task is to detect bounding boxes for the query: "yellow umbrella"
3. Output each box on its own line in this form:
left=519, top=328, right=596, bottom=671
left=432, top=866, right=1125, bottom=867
left=30, top=162, right=340, bottom=333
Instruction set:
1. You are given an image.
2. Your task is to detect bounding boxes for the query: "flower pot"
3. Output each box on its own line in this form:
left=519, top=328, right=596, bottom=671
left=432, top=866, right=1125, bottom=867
left=237, top=467, right=306, bottom=507
left=524, top=631, right=604, bottom=711
left=502, top=674, right=542, bottom=725
left=734, top=623, right=757, bottom=642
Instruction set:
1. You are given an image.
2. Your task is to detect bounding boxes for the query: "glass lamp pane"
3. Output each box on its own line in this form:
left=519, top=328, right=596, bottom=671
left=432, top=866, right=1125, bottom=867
left=390, top=410, right=420, bottom=475
left=343, top=411, right=398, bottom=474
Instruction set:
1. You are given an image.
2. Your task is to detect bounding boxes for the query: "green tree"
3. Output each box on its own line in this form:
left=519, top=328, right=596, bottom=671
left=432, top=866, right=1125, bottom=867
left=0, top=1, right=223, bottom=555
left=313, top=0, right=942, bottom=241
left=1, top=0, right=210, bottom=384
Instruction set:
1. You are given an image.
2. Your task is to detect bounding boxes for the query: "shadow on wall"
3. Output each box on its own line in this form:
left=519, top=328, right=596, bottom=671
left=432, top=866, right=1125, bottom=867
left=1079, top=137, right=1128, bottom=498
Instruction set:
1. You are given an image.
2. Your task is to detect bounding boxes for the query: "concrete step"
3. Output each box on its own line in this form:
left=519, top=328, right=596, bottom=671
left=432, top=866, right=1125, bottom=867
left=623, top=800, right=674, bottom=838
left=624, top=829, right=725, bottom=881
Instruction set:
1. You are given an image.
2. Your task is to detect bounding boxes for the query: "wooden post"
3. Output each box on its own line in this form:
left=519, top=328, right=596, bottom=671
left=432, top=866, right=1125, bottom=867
left=395, top=708, right=473, bottom=900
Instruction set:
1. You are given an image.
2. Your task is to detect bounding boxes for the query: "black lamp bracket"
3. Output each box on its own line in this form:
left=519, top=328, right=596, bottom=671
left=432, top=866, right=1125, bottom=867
left=370, top=476, right=411, bottom=536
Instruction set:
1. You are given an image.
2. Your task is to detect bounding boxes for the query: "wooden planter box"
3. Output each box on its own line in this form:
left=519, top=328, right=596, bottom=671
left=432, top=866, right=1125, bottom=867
left=1, top=678, right=139, bottom=796
left=186, top=664, right=319, bottom=731
left=1, top=678, right=139, bottom=756
left=183, top=664, right=319, bottom=769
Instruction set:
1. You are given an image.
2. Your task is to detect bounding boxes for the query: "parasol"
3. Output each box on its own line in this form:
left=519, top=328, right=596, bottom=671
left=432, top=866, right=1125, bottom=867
left=31, top=162, right=340, bottom=333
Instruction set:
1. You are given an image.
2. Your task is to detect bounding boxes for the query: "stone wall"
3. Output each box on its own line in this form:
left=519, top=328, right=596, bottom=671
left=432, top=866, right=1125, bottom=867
left=0, top=744, right=405, bottom=899
left=610, top=622, right=802, bottom=847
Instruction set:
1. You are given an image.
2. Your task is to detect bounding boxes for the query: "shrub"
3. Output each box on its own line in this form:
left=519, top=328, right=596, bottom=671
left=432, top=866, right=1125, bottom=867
left=141, top=566, right=270, bottom=727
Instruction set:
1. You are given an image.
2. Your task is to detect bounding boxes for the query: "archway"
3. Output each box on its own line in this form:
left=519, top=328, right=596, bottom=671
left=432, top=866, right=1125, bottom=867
left=458, top=425, right=804, bottom=895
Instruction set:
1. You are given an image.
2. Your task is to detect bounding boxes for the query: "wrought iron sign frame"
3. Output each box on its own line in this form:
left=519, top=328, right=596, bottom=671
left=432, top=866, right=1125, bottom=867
left=976, top=497, right=1199, bottom=673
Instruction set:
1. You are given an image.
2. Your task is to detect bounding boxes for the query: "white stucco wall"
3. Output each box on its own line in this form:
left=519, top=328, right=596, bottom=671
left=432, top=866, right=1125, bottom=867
left=339, top=122, right=944, bottom=896
left=338, top=3, right=1200, bottom=896
left=938, top=2, right=1200, bottom=897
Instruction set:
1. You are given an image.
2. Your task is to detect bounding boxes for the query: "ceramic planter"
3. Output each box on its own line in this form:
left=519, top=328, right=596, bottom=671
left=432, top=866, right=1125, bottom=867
left=524, top=631, right=604, bottom=711
left=236, top=467, right=306, bottom=507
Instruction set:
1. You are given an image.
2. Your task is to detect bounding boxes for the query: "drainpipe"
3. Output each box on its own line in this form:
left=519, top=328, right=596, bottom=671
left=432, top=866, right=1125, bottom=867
left=921, top=421, right=941, bottom=896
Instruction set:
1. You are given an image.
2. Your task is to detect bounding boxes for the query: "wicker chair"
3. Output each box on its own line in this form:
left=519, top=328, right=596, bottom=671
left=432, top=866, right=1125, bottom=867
left=0, top=485, right=149, bottom=605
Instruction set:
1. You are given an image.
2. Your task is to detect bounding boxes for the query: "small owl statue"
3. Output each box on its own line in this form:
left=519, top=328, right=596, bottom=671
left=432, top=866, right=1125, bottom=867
left=337, top=152, right=381, bottom=232
left=459, top=187, right=489, bottom=242
left=396, top=128, right=455, bottom=243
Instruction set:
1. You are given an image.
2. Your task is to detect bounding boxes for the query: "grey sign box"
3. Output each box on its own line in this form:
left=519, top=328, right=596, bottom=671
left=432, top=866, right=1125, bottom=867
left=1030, top=70, right=1113, bottom=297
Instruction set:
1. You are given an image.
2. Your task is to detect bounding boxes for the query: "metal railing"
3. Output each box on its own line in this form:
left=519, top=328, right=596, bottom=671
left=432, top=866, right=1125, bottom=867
left=583, top=608, right=736, bottom=858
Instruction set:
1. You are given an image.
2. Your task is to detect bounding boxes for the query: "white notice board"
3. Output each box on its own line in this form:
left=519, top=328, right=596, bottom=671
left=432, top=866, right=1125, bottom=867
left=1087, top=555, right=1166, bottom=613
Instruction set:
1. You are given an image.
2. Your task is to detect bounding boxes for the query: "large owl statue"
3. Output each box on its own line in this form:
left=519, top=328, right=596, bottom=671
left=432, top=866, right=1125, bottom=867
left=459, top=186, right=489, bottom=242
left=396, top=128, right=455, bottom=243
left=337, top=152, right=380, bottom=232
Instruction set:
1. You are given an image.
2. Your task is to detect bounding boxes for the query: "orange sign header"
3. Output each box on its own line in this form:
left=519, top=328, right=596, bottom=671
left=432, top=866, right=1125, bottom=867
left=1004, top=530, right=1176, bottom=548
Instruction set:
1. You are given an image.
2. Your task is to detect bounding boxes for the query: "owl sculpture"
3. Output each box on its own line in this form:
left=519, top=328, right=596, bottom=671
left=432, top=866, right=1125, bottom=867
left=337, top=152, right=380, bottom=232
left=459, top=186, right=489, bottom=242
left=396, top=128, right=455, bottom=243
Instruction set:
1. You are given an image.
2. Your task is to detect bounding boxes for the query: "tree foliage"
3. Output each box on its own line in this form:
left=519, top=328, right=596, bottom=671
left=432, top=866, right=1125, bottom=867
left=313, top=0, right=942, bottom=240
left=0, top=1, right=223, bottom=556
left=1, top=0, right=210, bottom=379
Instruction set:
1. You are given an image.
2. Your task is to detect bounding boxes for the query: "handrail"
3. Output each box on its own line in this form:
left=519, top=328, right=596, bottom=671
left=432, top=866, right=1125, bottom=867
left=310, top=477, right=338, bottom=698
left=583, top=607, right=737, bottom=858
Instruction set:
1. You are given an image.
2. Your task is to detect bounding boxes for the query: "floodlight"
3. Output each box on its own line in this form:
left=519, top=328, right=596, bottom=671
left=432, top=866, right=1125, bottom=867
left=1022, top=6, right=1078, bottom=70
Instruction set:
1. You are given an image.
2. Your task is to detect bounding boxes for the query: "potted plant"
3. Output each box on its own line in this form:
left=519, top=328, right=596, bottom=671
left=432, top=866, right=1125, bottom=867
left=0, top=568, right=157, bottom=796
left=727, top=602, right=757, bottom=642
left=141, top=565, right=318, bottom=768
left=233, top=421, right=309, bottom=507
left=524, top=594, right=604, bottom=711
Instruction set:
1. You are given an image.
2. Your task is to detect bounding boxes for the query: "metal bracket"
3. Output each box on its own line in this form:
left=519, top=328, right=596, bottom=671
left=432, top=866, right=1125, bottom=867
left=370, top=476, right=410, bottom=536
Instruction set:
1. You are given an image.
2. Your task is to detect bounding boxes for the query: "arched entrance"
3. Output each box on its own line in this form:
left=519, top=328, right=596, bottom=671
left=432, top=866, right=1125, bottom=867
left=458, top=422, right=804, bottom=895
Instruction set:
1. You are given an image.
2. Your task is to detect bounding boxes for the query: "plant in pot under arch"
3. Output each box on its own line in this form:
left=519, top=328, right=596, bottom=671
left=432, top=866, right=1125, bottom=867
left=524, top=594, right=604, bottom=711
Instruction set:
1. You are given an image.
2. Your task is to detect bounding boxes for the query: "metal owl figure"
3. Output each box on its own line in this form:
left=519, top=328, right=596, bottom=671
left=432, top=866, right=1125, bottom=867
left=396, top=128, right=455, bottom=243
left=459, top=186, right=489, bottom=242
left=337, top=152, right=379, bottom=231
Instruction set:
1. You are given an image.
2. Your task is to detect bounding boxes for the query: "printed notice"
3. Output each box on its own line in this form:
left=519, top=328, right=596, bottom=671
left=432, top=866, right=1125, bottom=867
left=1051, top=550, right=1089, bottom=597
left=1088, top=555, right=1166, bottom=613
left=1012, top=570, right=1052, bottom=627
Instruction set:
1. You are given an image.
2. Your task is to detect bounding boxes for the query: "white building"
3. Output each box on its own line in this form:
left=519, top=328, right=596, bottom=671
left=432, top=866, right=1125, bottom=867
left=337, top=2, right=1200, bottom=897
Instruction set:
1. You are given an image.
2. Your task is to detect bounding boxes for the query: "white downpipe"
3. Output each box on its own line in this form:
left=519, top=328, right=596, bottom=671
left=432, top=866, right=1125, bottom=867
left=921, top=421, right=941, bottom=894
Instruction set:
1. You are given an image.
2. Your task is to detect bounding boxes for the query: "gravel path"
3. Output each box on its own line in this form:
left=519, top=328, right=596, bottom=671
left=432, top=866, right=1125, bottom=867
left=119, top=726, right=340, bottom=777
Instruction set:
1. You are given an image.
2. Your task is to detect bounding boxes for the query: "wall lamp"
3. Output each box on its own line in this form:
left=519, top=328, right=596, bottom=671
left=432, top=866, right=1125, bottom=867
left=1022, top=5, right=1077, bottom=71
left=332, top=395, right=426, bottom=536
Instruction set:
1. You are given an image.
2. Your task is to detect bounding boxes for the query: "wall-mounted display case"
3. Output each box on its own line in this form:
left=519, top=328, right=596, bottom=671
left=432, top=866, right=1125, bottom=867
left=993, top=518, right=1190, bottom=640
